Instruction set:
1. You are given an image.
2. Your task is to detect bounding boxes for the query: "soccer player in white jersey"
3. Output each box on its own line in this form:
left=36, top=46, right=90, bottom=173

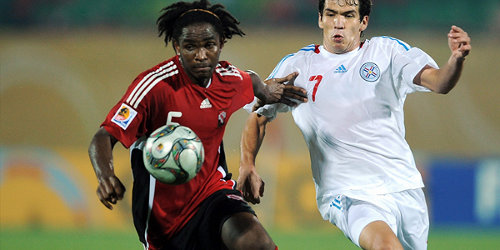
left=237, top=0, right=471, bottom=249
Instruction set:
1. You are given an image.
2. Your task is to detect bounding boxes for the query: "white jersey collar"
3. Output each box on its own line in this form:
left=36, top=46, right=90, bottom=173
left=319, top=44, right=363, bottom=59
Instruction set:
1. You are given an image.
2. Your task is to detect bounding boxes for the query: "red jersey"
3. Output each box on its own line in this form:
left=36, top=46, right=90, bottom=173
left=101, top=55, right=254, bottom=249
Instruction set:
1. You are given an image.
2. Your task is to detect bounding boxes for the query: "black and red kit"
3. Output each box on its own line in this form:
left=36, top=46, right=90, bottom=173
left=101, top=55, right=254, bottom=249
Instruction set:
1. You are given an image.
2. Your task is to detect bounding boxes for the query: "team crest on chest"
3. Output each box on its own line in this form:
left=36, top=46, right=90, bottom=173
left=360, top=62, right=380, bottom=82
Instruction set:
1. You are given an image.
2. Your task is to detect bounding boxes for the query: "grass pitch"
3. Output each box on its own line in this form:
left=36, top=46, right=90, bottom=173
left=1, top=227, right=499, bottom=249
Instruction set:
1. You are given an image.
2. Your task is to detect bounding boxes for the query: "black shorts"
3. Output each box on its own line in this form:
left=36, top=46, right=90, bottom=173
left=161, top=189, right=256, bottom=250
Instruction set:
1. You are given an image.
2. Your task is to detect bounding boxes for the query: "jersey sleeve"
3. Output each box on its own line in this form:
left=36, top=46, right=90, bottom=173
left=255, top=102, right=289, bottom=121
left=389, top=38, right=439, bottom=95
left=222, top=66, right=254, bottom=114
left=100, top=74, right=151, bottom=148
left=236, top=69, right=255, bottom=108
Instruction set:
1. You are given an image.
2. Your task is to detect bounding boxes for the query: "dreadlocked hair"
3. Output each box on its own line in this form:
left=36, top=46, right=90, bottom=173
left=157, top=0, right=245, bottom=47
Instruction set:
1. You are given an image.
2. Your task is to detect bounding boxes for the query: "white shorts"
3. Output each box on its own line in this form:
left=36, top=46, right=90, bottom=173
left=324, top=189, right=429, bottom=249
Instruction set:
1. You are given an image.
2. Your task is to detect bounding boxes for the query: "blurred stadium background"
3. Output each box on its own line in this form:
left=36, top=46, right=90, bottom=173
left=1, top=0, right=500, bottom=249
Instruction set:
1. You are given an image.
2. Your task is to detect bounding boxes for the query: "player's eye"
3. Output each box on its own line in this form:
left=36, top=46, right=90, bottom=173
left=184, top=44, right=196, bottom=51
left=206, top=42, right=216, bottom=49
left=324, top=11, right=335, bottom=17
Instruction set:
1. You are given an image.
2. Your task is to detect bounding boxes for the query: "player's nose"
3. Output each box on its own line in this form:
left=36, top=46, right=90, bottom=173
left=195, top=48, right=208, bottom=61
left=334, top=16, right=345, bottom=28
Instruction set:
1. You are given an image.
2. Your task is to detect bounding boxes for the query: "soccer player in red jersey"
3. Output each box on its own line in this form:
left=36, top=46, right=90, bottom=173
left=88, top=1, right=306, bottom=249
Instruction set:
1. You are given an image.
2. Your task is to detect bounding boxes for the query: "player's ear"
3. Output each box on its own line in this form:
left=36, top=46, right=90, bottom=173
left=173, top=40, right=181, bottom=55
left=318, top=12, right=324, bottom=29
left=219, top=37, right=225, bottom=49
left=359, top=15, right=369, bottom=32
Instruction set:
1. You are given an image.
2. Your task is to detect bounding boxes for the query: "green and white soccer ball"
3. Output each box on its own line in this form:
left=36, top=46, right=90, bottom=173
left=143, top=124, right=204, bottom=184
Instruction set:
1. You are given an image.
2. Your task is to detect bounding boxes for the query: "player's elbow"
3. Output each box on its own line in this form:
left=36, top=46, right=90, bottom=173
left=433, top=83, right=455, bottom=94
left=433, top=74, right=460, bottom=94
left=88, top=128, right=117, bottom=154
left=434, top=87, right=451, bottom=95
left=427, top=79, right=457, bottom=94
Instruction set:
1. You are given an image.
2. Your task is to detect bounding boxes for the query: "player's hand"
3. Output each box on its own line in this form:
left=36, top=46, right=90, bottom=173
left=237, top=166, right=265, bottom=204
left=448, top=25, right=471, bottom=60
left=264, top=72, right=308, bottom=106
left=96, top=175, right=126, bottom=210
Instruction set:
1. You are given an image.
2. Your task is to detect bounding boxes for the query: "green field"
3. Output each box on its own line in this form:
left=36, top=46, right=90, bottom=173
left=1, top=227, right=499, bottom=249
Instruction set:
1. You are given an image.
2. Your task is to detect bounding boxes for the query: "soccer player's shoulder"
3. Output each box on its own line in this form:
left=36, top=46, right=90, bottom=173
left=370, top=36, right=412, bottom=52
left=214, top=61, right=246, bottom=83
left=277, top=44, right=319, bottom=66
left=134, top=58, right=179, bottom=82
left=293, top=44, right=320, bottom=58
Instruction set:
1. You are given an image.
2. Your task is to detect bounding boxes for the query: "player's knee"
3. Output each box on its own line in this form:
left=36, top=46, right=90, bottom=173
left=222, top=212, right=275, bottom=250
left=231, top=230, right=275, bottom=250
left=368, top=236, right=403, bottom=250
left=369, top=245, right=401, bottom=250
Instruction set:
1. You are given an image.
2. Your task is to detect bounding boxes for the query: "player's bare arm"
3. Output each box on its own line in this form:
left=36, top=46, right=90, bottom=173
left=247, top=70, right=308, bottom=106
left=88, top=127, right=126, bottom=210
left=414, top=25, right=471, bottom=94
left=237, top=112, right=272, bottom=204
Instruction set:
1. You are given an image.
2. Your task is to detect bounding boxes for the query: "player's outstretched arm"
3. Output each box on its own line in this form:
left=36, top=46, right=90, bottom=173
left=237, top=112, right=272, bottom=204
left=88, top=127, right=126, bottom=210
left=247, top=70, right=308, bottom=106
left=414, top=25, right=471, bottom=94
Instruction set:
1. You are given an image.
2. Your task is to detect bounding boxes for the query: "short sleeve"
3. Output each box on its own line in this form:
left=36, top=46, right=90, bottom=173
left=101, top=101, right=145, bottom=148
left=267, top=53, right=301, bottom=80
left=236, top=69, right=255, bottom=108
left=216, top=62, right=255, bottom=114
left=391, top=43, right=439, bottom=94
left=100, top=75, right=151, bottom=148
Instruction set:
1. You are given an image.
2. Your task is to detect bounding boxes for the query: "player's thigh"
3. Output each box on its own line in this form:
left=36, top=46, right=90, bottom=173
left=342, top=197, right=398, bottom=247
left=221, top=212, right=274, bottom=249
left=359, top=220, right=403, bottom=250
left=397, top=189, right=429, bottom=250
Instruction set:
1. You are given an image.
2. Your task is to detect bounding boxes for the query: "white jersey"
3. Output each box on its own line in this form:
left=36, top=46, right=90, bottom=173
left=251, top=37, right=438, bottom=217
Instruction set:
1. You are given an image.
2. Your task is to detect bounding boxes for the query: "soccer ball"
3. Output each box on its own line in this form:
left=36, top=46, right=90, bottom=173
left=143, top=124, right=204, bottom=184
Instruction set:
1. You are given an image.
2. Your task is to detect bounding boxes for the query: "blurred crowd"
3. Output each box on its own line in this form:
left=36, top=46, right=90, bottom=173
left=1, top=0, right=499, bottom=32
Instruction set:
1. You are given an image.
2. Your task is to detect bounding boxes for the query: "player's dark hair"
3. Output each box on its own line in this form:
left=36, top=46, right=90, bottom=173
left=157, top=0, right=245, bottom=47
left=318, top=0, right=372, bottom=21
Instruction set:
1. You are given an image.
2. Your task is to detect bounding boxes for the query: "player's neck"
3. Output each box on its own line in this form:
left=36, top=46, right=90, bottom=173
left=192, top=77, right=211, bottom=88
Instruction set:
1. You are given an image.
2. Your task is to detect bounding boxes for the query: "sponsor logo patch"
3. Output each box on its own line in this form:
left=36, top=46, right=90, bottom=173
left=360, top=62, right=380, bottom=82
left=111, top=103, right=137, bottom=130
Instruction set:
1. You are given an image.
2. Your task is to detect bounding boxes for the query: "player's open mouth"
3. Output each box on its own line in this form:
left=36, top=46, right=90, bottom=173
left=333, top=34, right=343, bottom=42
